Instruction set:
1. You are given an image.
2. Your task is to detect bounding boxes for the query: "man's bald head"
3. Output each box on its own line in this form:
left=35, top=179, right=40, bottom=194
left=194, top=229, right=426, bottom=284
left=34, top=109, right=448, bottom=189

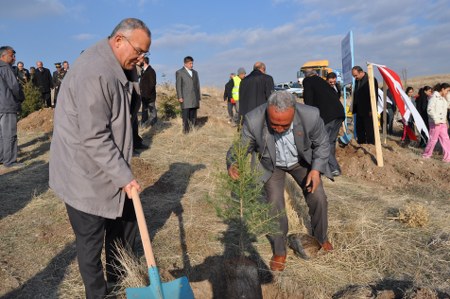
left=253, top=61, right=266, bottom=73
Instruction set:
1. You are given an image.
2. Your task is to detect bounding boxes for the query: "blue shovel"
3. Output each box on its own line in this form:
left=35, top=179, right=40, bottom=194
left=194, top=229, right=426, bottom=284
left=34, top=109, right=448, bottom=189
left=126, top=188, right=195, bottom=299
left=339, top=121, right=353, bottom=145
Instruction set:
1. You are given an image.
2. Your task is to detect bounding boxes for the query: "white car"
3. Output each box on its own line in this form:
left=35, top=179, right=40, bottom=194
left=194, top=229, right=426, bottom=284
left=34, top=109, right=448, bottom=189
left=274, top=82, right=303, bottom=97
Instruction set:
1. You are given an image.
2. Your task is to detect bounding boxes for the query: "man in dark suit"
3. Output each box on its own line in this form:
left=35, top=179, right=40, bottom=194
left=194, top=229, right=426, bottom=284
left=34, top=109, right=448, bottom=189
left=238, top=61, right=274, bottom=123
left=33, top=61, right=53, bottom=108
left=352, top=66, right=378, bottom=144
left=176, top=56, right=201, bottom=134
left=326, top=72, right=341, bottom=99
left=303, top=69, right=345, bottom=176
left=139, top=56, right=157, bottom=127
left=227, top=91, right=333, bottom=272
left=52, top=62, right=67, bottom=107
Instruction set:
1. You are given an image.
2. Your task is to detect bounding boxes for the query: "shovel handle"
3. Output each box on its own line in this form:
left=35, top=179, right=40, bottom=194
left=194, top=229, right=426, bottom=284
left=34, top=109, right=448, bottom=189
left=131, top=187, right=156, bottom=268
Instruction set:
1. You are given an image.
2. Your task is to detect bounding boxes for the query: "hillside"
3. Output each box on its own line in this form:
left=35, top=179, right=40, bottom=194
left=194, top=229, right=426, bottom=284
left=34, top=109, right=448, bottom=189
left=1, top=78, right=449, bottom=299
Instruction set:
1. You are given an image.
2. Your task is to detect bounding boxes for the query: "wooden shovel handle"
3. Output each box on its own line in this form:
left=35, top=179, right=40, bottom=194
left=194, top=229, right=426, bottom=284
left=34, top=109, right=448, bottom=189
left=131, top=187, right=156, bottom=268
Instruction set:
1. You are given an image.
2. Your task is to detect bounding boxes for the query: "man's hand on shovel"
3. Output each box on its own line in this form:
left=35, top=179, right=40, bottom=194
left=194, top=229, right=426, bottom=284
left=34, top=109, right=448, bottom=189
left=124, top=179, right=142, bottom=198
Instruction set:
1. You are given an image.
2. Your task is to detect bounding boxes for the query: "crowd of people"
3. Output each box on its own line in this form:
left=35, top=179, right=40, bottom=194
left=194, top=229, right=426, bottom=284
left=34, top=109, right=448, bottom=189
left=379, top=82, right=450, bottom=161
left=12, top=59, right=70, bottom=108
left=1, top=16, right=450, bottom=298
left=223, top=63, right=450, bottom=273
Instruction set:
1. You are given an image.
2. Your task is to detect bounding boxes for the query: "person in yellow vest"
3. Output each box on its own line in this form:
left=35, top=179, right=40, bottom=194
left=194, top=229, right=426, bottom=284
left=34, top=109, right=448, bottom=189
left=231, top=67, right=246, bottom=125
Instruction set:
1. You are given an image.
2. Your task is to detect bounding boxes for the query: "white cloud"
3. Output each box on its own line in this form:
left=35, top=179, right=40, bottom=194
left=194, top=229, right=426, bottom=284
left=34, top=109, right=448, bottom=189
left=1, top=0, right=66, bottom=18
left=402, top=37, right=420, bottom=47
left=176, top=0, right=450, bottom=86
left=72, top=33, right=96, bottom=41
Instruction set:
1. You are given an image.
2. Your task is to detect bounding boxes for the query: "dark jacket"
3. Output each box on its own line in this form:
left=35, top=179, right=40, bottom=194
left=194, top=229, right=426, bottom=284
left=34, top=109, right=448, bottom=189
left=353, top=73, right=378, bottom=117
left=223, top=78, right=233, bottom=101
left=33, top=67, right=53, bottom=93
left=0, top=60, right=24, bottom=113
left=332, top=82, right=341, bottom=99
left=238, top=69, right=274, bottom=120
left=16, top=68, right=30, bottom=85
left=140, top=64, right=156, bottom=103
left=303, top=75, right=345, bottom=124
left=227, top=103, right=333, bottom=182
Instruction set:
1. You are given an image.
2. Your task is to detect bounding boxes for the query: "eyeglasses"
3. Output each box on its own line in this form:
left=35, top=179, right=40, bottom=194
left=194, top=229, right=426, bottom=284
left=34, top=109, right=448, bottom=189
left=121, top=35, right=148, bottom=58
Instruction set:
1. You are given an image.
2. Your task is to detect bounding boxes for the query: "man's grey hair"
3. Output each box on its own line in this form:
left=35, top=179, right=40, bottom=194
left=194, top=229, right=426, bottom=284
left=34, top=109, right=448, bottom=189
left=110, top=18, right=151, bottom=39
left=0, top=46, right=14, bottom=58
left=267, top=91, right=297, bottom=111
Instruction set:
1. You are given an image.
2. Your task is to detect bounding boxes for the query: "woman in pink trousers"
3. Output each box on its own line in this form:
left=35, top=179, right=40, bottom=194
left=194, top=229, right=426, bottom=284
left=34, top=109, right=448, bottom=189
left=422, top=83, right=450, bottom=162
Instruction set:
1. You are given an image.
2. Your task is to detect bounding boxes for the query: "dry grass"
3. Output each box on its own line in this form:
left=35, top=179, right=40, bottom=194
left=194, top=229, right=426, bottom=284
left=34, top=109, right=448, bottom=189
left=279, top=176, right=450, bottom=298
left=1, top=82, right=449, bottom=298
left=395, top=203, right=430, bottom=228
left=404, top=73, right=450, bottom=91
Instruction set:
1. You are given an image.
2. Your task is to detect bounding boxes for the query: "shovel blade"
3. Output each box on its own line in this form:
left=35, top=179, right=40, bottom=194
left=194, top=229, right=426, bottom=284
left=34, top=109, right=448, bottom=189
left=339, top=133, right=352, bottom=145
left=126, top=267, right=194, bottom=299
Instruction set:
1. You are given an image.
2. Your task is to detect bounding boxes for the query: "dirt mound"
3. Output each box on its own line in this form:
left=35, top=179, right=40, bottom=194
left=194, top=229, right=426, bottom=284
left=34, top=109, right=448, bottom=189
left=18, top=108, right=54, bottom=133
left=336, top=138, right=450, bottom=194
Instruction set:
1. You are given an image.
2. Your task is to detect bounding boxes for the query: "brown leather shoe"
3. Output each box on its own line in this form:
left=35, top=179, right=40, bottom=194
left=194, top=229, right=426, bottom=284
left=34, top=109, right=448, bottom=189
left=270, top=255, right=287, bottom=271
left=321, top=241, right=334, bottom=252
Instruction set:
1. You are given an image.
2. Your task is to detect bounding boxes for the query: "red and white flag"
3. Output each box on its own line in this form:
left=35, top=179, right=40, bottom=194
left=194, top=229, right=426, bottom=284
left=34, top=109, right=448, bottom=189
left=373, top=64, right=429, bottom=140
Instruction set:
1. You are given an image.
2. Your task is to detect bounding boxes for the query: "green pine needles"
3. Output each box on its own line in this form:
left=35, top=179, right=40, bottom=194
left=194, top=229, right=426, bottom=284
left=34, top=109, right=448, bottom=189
left=20, top=81, right=43, bottom=119
left=215, top=132, right=279, bottom=257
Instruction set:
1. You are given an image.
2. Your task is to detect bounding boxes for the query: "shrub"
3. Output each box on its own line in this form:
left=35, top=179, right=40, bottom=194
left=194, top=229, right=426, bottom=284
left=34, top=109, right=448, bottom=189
left=157, top=82, right=180, bottom=119
left=20, top=81, right=43, bottom=119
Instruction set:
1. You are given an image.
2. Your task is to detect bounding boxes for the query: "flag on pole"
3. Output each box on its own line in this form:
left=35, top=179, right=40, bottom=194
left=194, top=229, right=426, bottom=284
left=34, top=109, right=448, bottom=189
left=373, top=64, right=429, bottom=141
left=377, top=88, right=393, bottom=114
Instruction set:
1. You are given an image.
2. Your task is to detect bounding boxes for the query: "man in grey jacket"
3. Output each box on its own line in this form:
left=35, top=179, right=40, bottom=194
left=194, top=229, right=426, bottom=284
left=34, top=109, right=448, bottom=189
left=0, top=46, right=25, bottom=168
left=227, top=91, right=333, bottom=272
left=49, top=18, right=150, bottom=298
left=176, top=56, right=201, bottom=134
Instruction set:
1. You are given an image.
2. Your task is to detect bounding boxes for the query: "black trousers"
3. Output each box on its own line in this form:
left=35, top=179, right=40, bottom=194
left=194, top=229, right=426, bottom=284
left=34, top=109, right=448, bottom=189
left=264, top=163, right=328, bottom=256
left=141, top=98, right=157, bottom=126
left=42, top=91, right=52, bottom=108
left=355, top=114, right=375, bottom=144
left=324, top=118, right=344, bottom=173
left=182, top=108, right=197, bottom=134
left=66, top=198, right=137, bottom=299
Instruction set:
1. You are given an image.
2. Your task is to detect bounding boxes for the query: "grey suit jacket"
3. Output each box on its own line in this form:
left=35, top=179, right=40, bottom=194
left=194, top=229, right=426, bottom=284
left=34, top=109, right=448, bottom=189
left=175, top=67, right=201, bottom=109
left=227, top=103, right=333, bottom=182
left=49, top=39, right=135, bottom=219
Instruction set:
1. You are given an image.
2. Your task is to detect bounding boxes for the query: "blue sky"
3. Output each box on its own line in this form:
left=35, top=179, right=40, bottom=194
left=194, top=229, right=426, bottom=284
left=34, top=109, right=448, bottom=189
left=1, top=0, right=449, bottom=87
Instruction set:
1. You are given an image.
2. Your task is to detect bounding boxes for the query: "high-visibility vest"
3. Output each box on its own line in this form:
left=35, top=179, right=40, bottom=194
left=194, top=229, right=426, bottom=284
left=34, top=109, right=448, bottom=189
left=232, top=76, right=241, bottom=101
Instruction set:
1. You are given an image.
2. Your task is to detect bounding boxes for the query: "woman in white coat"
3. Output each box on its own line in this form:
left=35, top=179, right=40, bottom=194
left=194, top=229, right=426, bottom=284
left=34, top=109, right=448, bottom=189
left=422, top=83, right=450, bottom=162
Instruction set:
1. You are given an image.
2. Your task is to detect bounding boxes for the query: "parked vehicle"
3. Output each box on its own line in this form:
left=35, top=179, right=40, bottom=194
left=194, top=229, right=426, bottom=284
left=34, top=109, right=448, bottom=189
left=275, top=82, right=303, bottom=97
left=297, top=60, right=343, bottom=87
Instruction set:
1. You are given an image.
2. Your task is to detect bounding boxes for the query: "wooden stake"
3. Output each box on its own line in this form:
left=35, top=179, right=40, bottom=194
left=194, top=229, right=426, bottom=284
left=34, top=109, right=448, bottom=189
left=382, top=80, right=387, bottom=144
left=367, top=63, right=384, bottom=167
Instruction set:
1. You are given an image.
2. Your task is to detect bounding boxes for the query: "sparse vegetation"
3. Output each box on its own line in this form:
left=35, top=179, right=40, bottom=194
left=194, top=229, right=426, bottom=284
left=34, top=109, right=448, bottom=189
left=157, top=82, right=180, bottom=119
left=20, top=81, right=43, bottom=119
left=1, top=77, right=450, bottom=298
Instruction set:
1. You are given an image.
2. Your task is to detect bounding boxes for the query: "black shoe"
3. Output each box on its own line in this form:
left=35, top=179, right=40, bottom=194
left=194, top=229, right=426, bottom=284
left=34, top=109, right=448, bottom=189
left=331, top=170, right=341, bottom=177
left=134, top=143, right=149, bottom=150
left=4, top=162, right=25, bottom=168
